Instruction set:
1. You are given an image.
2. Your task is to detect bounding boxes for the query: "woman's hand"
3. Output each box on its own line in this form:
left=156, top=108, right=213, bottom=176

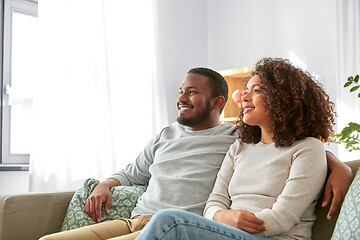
left=213, top=209, right=267, bottom=234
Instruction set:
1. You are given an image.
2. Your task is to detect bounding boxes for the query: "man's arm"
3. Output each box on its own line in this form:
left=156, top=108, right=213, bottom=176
left=84, top=178, right=121, bottom=223
left=322, top=151, right=353, bottom=220
left=83, top=135, right=158, bottom=222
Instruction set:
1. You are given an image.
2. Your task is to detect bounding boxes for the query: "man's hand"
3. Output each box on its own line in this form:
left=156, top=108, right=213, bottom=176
left=213, top=209, right=267, bottom=234
left=322, top=152, right=353, bottom=220
left=84, top=178, right=120, bottom=223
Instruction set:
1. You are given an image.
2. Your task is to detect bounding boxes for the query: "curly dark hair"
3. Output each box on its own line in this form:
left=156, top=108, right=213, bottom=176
left=236, top=57, right=335, bottom=147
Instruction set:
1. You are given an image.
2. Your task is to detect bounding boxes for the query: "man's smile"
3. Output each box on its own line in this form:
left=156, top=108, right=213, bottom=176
left=178, top=104, right=194, bottom=114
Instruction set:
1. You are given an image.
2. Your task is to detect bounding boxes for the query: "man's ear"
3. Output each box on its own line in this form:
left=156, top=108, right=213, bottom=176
left=213, top=96, right=225, bottom=110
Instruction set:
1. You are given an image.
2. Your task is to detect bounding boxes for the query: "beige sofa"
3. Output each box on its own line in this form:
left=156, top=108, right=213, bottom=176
left=1, top=160, right=359, bottom=240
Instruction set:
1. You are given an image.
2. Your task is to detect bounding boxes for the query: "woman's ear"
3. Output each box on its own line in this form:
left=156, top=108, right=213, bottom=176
left=213, top=96, right=225, bottom=110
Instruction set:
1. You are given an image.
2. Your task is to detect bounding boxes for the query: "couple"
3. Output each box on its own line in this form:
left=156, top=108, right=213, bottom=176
left=41, top=57, right=352, bottom=240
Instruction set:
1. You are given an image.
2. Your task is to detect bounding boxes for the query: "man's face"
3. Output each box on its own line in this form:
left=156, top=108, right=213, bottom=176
left=176, top=73, right=214, bottom=130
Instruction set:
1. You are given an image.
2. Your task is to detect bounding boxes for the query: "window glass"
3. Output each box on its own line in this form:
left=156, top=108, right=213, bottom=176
left=9, top=11, right=38, bottom=154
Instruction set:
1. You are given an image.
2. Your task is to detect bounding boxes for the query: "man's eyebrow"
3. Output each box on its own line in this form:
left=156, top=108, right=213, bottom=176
left=179, top=86, right=199, bottom=90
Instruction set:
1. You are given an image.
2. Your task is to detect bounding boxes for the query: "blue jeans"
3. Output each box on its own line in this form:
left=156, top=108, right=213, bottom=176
left=136, top=209, right=275, bottom=240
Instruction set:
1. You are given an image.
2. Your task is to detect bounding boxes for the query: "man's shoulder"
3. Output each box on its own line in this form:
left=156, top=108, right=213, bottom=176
left=157, top=122, right=237, bottom=138
left=218, top=122, right=236, bottom=131
left=160, top=122, right=184, bottom=133
left=170, top=122, right=236, bottom=135
left=153, top=122, right=185, bottom=141
left=213, top=122, right=237, bottom=136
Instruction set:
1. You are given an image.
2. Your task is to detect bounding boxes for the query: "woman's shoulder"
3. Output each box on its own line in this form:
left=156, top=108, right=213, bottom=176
left=290, top=137, right=326, bottom=162
left=293, top=137, right=324, bottom=148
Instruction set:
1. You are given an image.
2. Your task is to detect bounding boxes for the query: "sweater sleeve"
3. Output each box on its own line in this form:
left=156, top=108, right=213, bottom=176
left=203, top=141, right=237, bottom=219
left=254, top=138, right=327, bottom=236
left=109, top=134, right=160, bottom=186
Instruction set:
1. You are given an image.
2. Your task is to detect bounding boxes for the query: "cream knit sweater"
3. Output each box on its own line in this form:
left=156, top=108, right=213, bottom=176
left=204, top=137, right=327, bottom=240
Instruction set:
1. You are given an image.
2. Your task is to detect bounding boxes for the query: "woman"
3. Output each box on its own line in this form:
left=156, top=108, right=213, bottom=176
left=135, top=57, right=335, bottom=240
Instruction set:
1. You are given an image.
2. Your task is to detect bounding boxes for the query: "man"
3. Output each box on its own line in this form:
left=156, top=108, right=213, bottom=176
left=40, top=68, right=352, bottom=240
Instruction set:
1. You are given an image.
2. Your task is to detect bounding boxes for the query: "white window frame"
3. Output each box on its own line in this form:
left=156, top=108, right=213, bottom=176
left=0, top=0, right=37, bottom=169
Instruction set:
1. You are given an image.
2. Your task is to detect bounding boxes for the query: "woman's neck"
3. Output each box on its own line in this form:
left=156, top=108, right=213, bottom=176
left=260, top=127, right=274, bottom=144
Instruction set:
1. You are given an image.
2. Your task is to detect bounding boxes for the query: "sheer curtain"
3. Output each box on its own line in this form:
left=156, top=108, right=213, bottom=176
left=29, top=0, right=168, bottom=192
left=336, top=0, right=360, bottom=161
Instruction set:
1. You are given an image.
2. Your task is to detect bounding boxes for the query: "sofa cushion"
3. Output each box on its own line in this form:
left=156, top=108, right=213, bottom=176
left=331, top=167, right=360, bottom=239
left=61, top=178, right=147, bottom=231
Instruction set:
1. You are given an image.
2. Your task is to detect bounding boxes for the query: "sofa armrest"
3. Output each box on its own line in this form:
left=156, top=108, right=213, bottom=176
left=0, top=191, right=74, bottom=240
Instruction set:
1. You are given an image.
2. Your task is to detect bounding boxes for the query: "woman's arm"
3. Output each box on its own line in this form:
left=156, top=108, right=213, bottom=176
left=203, top=143, right=235, bottom=217
left=254, top=138, right=327, bottom=237
left=204, top=141, right=266, bottom=234
left=322, top=151, right=353, bottom=219
left=213, top=209, right=267, bottom=234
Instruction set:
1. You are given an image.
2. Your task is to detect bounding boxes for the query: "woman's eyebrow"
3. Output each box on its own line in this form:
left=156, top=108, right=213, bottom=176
left=244, top=83, right=261, bottom=90
left=251, top=83, right=261, bottom=88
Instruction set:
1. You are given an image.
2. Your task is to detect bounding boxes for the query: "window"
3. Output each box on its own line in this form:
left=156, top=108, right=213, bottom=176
left=0, top=0, right=37, bottom=169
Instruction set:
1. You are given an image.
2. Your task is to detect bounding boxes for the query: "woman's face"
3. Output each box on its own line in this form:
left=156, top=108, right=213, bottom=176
left=241, top=75, right=269, bottom=129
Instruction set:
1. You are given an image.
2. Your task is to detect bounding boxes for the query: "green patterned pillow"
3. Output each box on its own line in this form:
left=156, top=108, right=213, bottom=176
left=61, top=178, right=147, bottom=231
left=331, top=167, right=360, bottom=240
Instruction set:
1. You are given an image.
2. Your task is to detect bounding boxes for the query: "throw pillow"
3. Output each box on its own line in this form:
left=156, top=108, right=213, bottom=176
left=331, top=167, right=360, bottom=240
left=61, top=178, right=147, bottom=231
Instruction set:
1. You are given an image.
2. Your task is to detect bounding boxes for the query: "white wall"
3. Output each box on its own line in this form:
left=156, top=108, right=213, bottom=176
left=0, top=171, right=29, bottom=194
left=158, top=0, right=339, bottom=127
left=158, top=0, right=341, bottom=155
left=206, top=0, right=339, bottom=155
left=207, top=0, right=338, bottom=105
left=155, top=0, right=209, bottom=123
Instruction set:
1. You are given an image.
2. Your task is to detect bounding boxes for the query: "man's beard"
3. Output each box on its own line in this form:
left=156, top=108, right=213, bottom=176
left=177, top=100, right=212, bottom=128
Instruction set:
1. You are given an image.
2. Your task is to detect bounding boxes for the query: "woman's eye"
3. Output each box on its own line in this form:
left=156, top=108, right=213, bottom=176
left=254, top=89, right=261, bottom=93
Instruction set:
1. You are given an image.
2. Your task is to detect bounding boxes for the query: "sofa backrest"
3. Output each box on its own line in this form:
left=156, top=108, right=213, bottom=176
left=312, top=159, right=360, bottom=240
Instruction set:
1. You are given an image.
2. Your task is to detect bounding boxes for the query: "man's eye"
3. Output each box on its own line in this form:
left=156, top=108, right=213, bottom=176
left=189, top=91, right=197, bottom=94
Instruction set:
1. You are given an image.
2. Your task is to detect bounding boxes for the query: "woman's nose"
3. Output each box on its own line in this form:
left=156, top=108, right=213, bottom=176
left=242, top=92, right=250, bottom=102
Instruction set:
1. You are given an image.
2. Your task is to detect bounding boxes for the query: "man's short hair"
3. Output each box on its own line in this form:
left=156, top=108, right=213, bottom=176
left=187, top=67, right=228, bottom=112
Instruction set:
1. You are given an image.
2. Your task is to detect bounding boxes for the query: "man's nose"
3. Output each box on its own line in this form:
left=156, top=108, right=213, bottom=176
left=178, top=92, right=188, bottom=102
